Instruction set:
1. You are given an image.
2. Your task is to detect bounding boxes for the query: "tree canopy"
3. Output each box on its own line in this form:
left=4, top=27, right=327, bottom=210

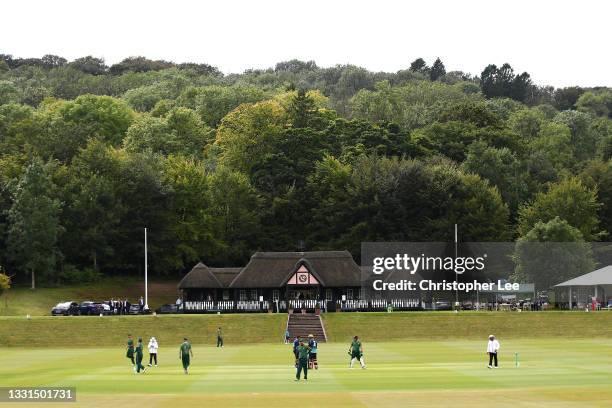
left=0, top=53, right=610, bottom=285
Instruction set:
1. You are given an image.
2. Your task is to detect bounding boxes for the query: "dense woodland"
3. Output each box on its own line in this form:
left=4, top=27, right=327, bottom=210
left=0, top=54, right=611, bottom=287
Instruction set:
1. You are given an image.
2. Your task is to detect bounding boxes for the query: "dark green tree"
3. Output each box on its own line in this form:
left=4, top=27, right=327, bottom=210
left=512, top=217, right=595, bottom=289
left=553, top=87, right=584, bottom=111
left=518, top=177, right=602, bottom=241
left=60, top=140, right=123, bottom=272
left=429, top=58, right=446, bottom=81
left=510, top=72, right=532, bottom=103
left=287, top=89, right=318, bottom=128
left=462, top=140, right=527, bottom=217
left=409, top=58, right=428, bottom=73
left=68, top=56, right=107, bottom=75
left=7, top=158, right=62, bottom=288
left=480, top=63, right=531, bottom=102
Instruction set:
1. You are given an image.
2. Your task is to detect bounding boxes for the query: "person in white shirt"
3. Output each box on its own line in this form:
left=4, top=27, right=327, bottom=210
left=148, top=337, right=159, bottom=367
left=487, top=334, right=500, bottom=368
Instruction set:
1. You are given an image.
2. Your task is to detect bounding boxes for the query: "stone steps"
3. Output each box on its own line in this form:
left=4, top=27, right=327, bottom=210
left=286, top=313, right=327, bottom=342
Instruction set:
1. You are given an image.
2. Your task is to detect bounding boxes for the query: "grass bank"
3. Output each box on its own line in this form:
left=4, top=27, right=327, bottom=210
left=322, top=311, right=612, bottom=340
left=2, top=311, right=612, bottom=347
left=0, top=314, right=287, bottom=347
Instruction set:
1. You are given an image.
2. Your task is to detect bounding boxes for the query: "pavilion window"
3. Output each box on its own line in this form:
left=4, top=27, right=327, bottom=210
left=223, top=290, right=229, bottom=300
left=359, top=288, right=366, bottom=300
left=239, top=290, right=247, bottom=301
left=347, top=288, right=353, bottom=300
left=272, top=290, right=279, bottom=301
left=325, top=289, right=333, bottom=301
left=251, top=289, right=258, bottom=300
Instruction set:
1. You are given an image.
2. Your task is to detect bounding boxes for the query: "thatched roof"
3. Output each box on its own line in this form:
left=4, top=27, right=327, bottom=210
left=178, top=263, right=236, bottom=289
left=229, top=251, right=361, bottom=288
left=209, top=268, right=242, bottom=287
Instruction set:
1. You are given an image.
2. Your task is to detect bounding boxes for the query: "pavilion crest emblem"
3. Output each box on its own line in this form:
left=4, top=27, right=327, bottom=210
left=287, top=264, right=320, bottom=285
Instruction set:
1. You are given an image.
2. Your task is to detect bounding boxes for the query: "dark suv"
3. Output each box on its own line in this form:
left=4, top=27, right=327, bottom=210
left=78, top=301, right=106, bottom=315
left=51, top=301, right=79, bottom=316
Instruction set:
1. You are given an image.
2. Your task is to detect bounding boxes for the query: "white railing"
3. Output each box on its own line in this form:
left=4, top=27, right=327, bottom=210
left=184, top=299, right=422, bottom=312
left=390, top=299, right=420, bottom=309
left=338, top=300, right=369, bottom=310
left=217, top=301, right=235, bottom=310
left=237, top=301, right=269, bottom=311
left=370, top=299, right=388, bottom=309
left=339, top=299, right=421, bottom=311
left=184, top=300, right=270, bottom=312
left=184, top=301, right=217, bottom=311
left=288, top=299, right=321, bottom=309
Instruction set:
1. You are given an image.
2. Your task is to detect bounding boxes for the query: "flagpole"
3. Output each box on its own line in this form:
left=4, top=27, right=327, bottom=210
left=144, top=227, right=148, bottom=310
left=454, top=224, right=459, bottom=306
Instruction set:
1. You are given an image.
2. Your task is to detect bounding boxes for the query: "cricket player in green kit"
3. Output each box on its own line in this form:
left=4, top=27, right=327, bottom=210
left=217, top=327, right=223, bottom=348
left=179, top=338, right=193, bottom=374
left=134, top=338, right=146, bottom=373
left=349, top=336, right=366, bottom=369
left=126, top=334, right=135, bottom=370
left=295, top=340, right=311, bottom=381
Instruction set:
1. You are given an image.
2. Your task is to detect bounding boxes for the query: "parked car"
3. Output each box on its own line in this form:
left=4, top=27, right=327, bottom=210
left=128, top=304, right=147, bottom=315
left=434, top=300, right=452, bottom=310
left=94, top=302, right=112, bottom=315
left=51, top=301, right=79, bottom=316
left=461, top=301, right=474, bottom=310
left=155, top=304, right=181, bottom=314
left=78, top=301, right=106, bottom=315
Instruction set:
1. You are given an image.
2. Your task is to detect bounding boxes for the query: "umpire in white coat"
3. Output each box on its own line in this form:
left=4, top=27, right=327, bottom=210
left=148, top=337, right=159, bottom=366
left=487, top=334, right=500, bottom=368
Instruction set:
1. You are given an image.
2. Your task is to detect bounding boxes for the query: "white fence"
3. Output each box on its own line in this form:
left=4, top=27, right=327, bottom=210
left=339, top=299, right=421, bottom=311
left=183, top=299, right=422, bottom=313
left=288, top=299, right=323, bottom=310
left=237, top=301, right=270, bottom=311
left=184, top=300, right=270, bottom=312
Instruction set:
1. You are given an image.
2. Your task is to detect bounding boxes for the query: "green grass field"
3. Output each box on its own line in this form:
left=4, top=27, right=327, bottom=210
left=1, top=340, right=611, bottom=407
left=3, top=284, right=612, bottom=407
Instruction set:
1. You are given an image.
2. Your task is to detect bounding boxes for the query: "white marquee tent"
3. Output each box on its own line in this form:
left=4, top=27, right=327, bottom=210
left=555, top=265, right=612, bottom=308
